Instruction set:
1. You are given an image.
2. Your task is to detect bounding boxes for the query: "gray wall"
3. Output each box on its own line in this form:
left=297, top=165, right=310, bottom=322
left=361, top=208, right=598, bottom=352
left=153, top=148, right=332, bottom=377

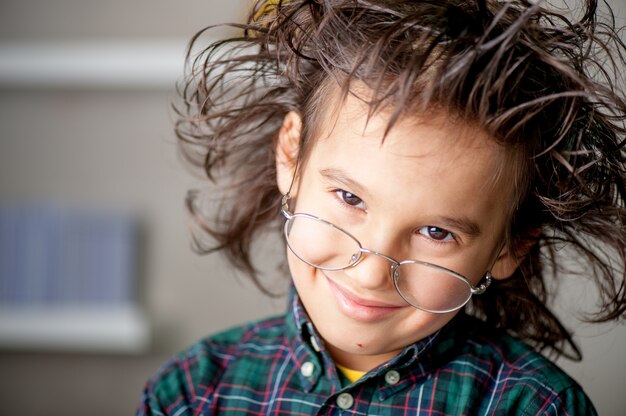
left=0, top=1, right=624, bottom=415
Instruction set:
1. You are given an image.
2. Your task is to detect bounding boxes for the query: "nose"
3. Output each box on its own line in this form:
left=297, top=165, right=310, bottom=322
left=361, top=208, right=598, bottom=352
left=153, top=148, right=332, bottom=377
left=343, top=248, right=396, bottom=291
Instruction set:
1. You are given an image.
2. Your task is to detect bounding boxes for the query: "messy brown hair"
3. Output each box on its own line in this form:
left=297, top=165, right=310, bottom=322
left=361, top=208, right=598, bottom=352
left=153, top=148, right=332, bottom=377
left=176, top=0, right=626, bottom=359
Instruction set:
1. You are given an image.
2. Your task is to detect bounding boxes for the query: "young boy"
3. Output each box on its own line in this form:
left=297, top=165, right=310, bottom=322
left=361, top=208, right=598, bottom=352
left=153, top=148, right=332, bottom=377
left=138, top=0, right=625, bottom=414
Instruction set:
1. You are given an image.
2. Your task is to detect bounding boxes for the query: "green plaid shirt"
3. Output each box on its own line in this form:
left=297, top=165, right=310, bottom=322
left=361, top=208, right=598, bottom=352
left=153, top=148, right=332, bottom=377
left=138, top=293, right=596, bottom=415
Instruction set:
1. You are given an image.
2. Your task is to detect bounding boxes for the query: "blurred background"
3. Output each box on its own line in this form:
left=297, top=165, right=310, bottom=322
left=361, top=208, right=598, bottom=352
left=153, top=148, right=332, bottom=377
left=0, top=0, right=624, bottom=415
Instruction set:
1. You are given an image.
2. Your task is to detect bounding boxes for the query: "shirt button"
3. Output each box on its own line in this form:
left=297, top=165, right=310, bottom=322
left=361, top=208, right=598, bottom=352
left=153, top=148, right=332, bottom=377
left=300, top=361, right=315, bottom=378
left=336, top=392, right=354, bottom=409
left=309, top=335, right=321, bottom=352
left=384, top=370, right=400, bottom=385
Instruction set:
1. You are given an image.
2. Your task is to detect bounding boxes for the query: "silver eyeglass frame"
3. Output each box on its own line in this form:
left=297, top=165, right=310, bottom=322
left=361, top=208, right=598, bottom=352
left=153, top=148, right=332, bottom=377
left=280, top=193, right=492, bottom=314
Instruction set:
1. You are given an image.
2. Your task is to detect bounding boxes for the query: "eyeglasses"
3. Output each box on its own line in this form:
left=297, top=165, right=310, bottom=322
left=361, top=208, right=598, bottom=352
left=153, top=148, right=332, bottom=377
left=280, top=194, right=492, bottom=314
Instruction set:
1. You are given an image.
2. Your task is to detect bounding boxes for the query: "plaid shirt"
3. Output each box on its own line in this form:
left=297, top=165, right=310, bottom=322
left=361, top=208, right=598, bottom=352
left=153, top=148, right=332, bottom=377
left=137, top=293, right=596, bottom=415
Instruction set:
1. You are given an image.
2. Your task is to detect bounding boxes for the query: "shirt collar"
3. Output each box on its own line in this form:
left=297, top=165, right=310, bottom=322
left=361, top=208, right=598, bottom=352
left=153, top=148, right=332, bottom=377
left=285, top=286, right=473, bottom=392
left=285, top=288, right=342, bottom=393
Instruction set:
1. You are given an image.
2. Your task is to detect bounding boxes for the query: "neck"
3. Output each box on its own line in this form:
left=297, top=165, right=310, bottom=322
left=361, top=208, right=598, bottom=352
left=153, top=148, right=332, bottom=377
left=326, top=344, right=401, bottom=372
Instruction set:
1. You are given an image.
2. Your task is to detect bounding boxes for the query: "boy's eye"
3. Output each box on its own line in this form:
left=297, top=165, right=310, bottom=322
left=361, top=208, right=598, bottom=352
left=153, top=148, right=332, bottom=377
left=336, top=190, right=365, bottom=209
left=418, top=226, right=454, bottom=241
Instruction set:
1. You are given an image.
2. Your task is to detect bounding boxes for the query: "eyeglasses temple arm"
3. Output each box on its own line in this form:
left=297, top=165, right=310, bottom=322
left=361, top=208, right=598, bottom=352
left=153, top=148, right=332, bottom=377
left=281, top=193, right=293, bottom=219
left=471, top=272, right=492, bottom=295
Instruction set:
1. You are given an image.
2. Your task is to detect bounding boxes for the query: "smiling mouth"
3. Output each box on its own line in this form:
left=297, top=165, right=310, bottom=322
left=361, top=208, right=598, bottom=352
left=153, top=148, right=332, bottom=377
left=324, top=274, right=406, bottom=321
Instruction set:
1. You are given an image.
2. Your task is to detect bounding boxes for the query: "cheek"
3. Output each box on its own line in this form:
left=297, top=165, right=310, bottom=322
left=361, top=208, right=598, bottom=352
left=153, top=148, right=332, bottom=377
left=287, top=249, right=319, bottom=293
left=286, top=216, right=349, bottom=268
left=401, top=309, right=458, bottom=338
left=441, top=249, right=499, bottom=286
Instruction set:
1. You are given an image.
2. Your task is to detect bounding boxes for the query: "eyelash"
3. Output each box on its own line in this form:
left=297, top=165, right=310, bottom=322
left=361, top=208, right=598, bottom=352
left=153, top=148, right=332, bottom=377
left=417, top=226, right=457, bottom=244
left=333, top=189, right=366, bottom=210
left=331, top=188, right=458, bottom=245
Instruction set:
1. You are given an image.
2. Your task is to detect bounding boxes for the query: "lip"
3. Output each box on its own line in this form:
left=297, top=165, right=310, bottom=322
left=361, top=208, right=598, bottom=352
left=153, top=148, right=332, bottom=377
left=325, top=275, right=406, bottom=322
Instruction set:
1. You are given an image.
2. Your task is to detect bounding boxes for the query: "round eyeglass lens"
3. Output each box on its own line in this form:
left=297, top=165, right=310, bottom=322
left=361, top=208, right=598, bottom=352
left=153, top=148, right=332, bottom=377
left=284, top=215, right=361, bottom=270
left=394, top=262, right=472, bottom=313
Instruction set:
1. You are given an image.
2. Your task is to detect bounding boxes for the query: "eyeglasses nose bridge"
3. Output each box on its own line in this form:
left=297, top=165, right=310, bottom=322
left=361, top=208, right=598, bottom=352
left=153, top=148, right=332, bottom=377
left=358, top=247, right=400, bottom=264
left=354, top=248, right=401, bottom=278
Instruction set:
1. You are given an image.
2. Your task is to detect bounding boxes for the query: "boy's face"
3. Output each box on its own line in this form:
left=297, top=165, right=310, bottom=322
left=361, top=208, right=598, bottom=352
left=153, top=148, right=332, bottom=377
left=276, top=96, right=519, bottom=371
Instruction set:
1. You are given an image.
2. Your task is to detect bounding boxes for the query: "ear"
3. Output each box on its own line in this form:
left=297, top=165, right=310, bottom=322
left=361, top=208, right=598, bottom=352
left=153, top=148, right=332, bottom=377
left=276, top=111, right=302, bottom=195
left=490, top=230, right=540, bottom=280
left=489, top=245, right=521, bottom=280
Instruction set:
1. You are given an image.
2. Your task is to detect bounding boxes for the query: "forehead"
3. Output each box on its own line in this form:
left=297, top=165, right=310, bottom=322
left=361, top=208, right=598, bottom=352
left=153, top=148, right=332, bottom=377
left=299, top=93, right=517, bottom=228
left=307, top=92, right=510, bottom=187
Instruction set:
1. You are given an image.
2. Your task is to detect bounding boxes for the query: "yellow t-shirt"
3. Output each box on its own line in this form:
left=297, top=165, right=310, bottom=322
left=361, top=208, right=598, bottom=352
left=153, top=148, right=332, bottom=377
left=336, top=363, right=367, bottom=383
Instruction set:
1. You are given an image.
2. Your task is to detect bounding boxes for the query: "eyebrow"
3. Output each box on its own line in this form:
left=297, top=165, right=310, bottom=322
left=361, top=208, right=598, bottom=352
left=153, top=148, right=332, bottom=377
left=319, top=168, right=370, bottom=198
left=319, top=167, right=482, bottom=238
left=437, top=216, right=482, bottom=238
